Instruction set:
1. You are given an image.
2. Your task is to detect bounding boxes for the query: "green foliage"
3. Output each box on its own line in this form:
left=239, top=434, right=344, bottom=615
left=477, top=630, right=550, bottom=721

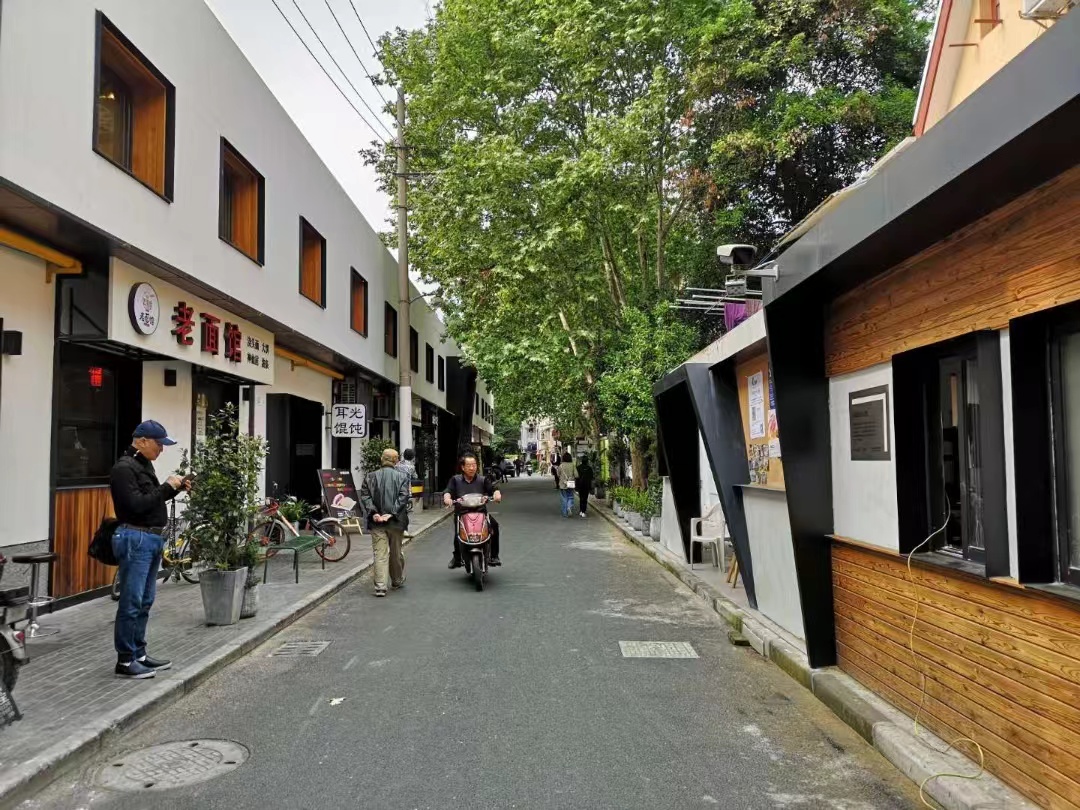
left=414, top=429, right=438, bottom=478
left=278, top=496, right=313, bottom=525
left=178, top=405, right=266, bottom=571
left=360, top=438, right=396, bottom=474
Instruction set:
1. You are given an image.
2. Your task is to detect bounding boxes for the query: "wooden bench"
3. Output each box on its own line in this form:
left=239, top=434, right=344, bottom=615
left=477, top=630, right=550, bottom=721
left=262, top=533, right=326, bottom=584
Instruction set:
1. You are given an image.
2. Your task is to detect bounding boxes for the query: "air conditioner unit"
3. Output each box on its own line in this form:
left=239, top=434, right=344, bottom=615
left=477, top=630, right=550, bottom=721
left=1021, top=0, right=1071, bottom=18
left=373, top=392, right=396, bottom=420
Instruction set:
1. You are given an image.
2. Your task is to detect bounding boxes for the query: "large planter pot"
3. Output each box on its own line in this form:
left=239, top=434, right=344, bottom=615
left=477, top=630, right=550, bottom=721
left=240, top=570, right=260, bottom=619
left=649, top=516, right=662, bottom=541
left=627, top=512, right=642, bottom=532
left=614, top=502, right=623, bottom=516
left=200, top=567, right=248, bottom=626
left=595, top=487, right=606, bottom=501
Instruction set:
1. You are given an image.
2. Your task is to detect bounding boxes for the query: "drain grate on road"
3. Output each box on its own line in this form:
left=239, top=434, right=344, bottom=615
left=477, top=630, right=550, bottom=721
left=96, top=740, right=249, bottom=792
left=270, top=640, right=331, bottom=657
left=619, top=640, right=699, bottom=658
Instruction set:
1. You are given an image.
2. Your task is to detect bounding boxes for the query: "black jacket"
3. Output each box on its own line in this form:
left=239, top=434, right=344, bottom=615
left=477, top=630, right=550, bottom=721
left=444, top=474, right=498, bottom=512
left=110, top=448, right=179, bottom=528
left=360, top=465, right=411, bottom=530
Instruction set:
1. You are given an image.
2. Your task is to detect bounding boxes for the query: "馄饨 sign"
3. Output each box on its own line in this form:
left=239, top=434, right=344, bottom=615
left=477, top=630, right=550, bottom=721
left=331, top=404, right=368, bottom=438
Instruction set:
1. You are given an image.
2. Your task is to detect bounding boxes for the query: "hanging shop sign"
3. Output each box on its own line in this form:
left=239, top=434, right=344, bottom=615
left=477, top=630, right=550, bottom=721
left=330, top=403, right=368, bottom=438
left=108, top=259, right=274, bottom=385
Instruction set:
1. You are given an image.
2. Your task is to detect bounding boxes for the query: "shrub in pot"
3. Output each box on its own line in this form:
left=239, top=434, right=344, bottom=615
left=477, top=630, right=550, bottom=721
left=649, top=516, right=662, bottom=541
left=278, top=496, right=313, bottom=532
left=180, top=405, right=267, bottom=626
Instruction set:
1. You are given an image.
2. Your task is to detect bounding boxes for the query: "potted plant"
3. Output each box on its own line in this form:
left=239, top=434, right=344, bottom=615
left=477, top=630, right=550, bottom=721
left=647, top=476, right=662, bottom=541
left=237, top=539, right=262, bottom=619
left=278, top=496, right=312, bottom=532
left=179, top=404, right=267, bottom=627
left=595, top=478, right=609, bottom=502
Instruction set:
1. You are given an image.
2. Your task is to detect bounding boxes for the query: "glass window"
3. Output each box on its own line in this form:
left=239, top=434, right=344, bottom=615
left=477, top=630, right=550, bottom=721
left=56, top=362, right=117, bottom=483
left=95, top=65, right=133, bottom=168
left=1055, top=331, right=1080, bottom=582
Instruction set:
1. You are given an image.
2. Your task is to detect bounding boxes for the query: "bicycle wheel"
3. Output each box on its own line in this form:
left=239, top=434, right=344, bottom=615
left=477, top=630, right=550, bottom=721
left=177, top=535, right=209, bottom=584
left=313, top=518, right=351, bottom=562
left=253, top=519, right=286, bottom=558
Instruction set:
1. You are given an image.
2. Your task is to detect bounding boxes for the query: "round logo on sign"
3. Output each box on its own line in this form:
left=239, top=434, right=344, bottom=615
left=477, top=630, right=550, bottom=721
left=128, top=282, right=160, bottom=336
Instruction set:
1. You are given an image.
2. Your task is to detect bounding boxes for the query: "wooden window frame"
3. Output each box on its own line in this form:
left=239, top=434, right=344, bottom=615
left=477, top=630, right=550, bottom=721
left=350, top=269, right=369, bottom=337
left=92, top=13, right=175, bottom=201
left=384, top=303, right=398, bottom=357
left=298, top=217, right=326, bottom=308
left=218, top=138, right=264, bottom=264
left=425, top=344, right=435, bottom=384
left=409, top=328, right=419, bottom=373
left=438, top=356, right=445, bottom=391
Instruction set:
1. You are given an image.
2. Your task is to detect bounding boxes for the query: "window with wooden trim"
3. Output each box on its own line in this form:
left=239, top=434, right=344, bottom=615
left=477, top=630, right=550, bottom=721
left=425, top=344, right=435, bottom=384
left=94, top=14, right=174, bottom=199
left=219, top=139, right=264, bottom=262
left=1051, top=327, right=1080, bottom=586
left=350, top=270, right=368, bottom=336
left=409, top=328, right=419, bottom=373
left=299, top=218, right=325, bottom=307
left=384, top=303, right=398, bottom=357
left=438, top=356, right=445, bottom=391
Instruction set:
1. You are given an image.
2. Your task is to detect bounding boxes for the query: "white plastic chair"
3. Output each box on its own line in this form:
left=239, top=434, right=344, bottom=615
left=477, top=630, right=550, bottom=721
left=690, top=503, right=729, bottom=571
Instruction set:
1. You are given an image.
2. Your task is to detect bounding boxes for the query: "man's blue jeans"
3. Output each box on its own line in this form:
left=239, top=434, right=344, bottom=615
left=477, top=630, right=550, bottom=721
left=112, top=527, right=163, bottom=663
left=560, top=489, right=575, bottom=517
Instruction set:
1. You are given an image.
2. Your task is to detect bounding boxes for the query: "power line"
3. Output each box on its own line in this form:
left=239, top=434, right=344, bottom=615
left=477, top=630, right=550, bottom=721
left=322, top=0, right=392, bottom=111
left=347, top=0, right=382, bottom=58
left=270, top=0, right=390, bottom=145
left=288, top=0, right=395, bottom=139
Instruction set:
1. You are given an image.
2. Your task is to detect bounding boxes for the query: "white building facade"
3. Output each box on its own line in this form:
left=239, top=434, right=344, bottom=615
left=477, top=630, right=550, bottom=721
left=0, top=0, right=491, bottom=598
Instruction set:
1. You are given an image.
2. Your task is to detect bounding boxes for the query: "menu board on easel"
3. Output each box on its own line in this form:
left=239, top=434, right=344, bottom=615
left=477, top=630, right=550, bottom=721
left=737, top=352, right=785, bottom=489
left=317, top=469, right=361, bottom=519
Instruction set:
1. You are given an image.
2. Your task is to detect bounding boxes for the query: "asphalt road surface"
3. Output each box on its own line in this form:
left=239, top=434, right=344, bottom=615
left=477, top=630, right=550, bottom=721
left=24, top=477, right=920, bottom=810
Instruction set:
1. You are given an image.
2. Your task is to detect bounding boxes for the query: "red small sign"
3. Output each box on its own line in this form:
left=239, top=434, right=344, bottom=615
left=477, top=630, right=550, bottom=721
left=171, top=302, right=195, bottom=346
left=88, top=366, right=104, bottom=388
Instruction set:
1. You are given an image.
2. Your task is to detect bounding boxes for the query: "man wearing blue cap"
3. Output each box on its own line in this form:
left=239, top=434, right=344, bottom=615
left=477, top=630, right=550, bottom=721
left=109, top=420, right=189, bottom=679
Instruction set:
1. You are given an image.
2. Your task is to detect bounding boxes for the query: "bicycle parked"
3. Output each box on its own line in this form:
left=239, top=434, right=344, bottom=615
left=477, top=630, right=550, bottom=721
left=253, top=498, right=352, bottom=562
left=110, top=496, right=206, bottom=601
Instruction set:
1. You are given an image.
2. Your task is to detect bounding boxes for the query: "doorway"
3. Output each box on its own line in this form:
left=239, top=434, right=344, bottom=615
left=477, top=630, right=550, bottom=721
left=265, top=394, right=324, bottom=505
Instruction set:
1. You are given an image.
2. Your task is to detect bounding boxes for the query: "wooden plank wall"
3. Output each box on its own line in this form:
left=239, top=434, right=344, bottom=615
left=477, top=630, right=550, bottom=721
left=825, top=163, right=1080, bottom=376
left=832, top=542, right=1080, bottom=809
left=52, top=487, right=115, bottom=598
left=736, top=353, right=785, bottom=488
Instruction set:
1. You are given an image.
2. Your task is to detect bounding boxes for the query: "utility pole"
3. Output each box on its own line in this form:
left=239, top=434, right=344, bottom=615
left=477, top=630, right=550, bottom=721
left=396, top=87, right=413, bottom=455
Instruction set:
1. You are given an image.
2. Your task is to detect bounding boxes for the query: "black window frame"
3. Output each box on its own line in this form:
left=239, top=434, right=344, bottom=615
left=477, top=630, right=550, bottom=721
left=384, top=303, right=398, bottom=357
left=425, top=343, right=435, bottom=384
left=438, top=356, right=445, bottom=391
left=409, top=328, right=419, bottom=374
left=298, top=217, right=327, bottom=308
left=218, top=138, right=265, bottom=265
left=1048, top=319, right=1080, bottom=586
left=350, top=269, right=369, bottom=337
left=893, top=331, right=1007, bottom=573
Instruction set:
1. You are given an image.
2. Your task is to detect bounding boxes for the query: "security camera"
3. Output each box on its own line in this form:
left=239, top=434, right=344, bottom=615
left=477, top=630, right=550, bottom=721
left=716, top=244, right=758, bottom=266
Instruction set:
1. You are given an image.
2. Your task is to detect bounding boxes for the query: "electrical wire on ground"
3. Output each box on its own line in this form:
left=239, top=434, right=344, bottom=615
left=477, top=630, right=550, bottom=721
left=905, top=506, right=986, bottom=808
left=269, top=0, right=392, bottom=146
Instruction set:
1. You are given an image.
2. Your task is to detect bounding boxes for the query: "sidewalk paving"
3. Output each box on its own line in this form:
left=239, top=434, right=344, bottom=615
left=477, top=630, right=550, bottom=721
left=0, top=508, right=449, bottom=808
left=592, top=500, right=1037, bottom=810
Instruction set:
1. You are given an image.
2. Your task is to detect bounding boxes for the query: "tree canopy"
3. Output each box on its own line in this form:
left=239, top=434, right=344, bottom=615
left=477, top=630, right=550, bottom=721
left=369, top=0, right=930, bottom=484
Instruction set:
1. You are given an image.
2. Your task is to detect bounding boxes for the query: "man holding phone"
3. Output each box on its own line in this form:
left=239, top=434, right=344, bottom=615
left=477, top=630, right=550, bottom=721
left=109, top=420, right=190, bottom=679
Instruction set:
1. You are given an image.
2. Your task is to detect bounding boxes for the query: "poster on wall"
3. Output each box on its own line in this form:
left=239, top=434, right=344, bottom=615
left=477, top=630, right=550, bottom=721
left=748, top=371, right=766, bottom=439
left=748, top=444, right=770, bottom=484
left=767, top=409, right=781, bottom=458
left=317, top=469, right=361, bottom=518
left=849, top=385, right=890, bottom=461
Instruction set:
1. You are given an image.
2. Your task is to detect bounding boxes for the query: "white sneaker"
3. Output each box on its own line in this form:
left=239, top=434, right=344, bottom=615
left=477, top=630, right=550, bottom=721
left=579, top=512, right=586, bottom=518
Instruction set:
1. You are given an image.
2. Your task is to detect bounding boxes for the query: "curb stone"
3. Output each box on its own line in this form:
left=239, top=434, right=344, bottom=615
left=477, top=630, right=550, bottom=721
left=593, top=502, right=1035, bottom=810
left=0, top=512, right=451, bottom=810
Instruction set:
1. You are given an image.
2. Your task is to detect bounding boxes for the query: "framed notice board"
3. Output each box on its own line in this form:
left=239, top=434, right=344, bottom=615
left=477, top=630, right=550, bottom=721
left=736, top=352, right=785, bottom=489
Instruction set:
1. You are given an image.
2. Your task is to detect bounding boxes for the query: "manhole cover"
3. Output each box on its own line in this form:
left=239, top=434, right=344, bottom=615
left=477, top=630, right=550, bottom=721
left=97, top=740, right=249, bottom=792
left=271, top=640, right=331, bottom=657
left=619, top=641, right=698, bottom=658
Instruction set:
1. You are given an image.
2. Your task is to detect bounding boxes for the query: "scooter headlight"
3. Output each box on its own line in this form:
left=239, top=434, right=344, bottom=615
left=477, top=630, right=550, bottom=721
left=13, top=630, right=25, bottom=645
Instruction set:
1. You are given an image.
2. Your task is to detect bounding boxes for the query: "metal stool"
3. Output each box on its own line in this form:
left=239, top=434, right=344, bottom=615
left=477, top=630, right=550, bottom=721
left=11, top=553, right=59, bottom=638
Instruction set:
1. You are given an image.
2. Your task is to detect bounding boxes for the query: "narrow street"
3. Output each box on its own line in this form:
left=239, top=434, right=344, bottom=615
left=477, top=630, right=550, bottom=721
left=25, top=478, right=920, bottom=810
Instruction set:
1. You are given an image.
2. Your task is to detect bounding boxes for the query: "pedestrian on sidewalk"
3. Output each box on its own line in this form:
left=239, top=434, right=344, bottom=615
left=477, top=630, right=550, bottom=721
left=557, top=452, right=578, bottom=518
left=109, top=420, right=188, bottom=680
left=396, top=447, right=418, bottom=538
left=359, top=448, right=411, bottom=597
left=576, top=455, right=594, bottom=518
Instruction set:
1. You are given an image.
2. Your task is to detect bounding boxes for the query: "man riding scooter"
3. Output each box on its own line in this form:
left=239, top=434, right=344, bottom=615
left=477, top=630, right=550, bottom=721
left=444, top=453, right=502, bottom=568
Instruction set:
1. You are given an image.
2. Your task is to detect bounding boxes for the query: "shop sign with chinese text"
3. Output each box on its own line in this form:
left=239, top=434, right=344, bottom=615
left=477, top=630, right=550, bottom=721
left=108, top=259, right=274, bottom=385
left=330, top=403, right=368, bottom=438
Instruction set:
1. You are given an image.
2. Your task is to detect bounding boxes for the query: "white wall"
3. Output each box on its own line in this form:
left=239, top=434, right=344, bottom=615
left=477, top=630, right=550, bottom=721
left=0, top=247, right=54, bottom=549
left=699, top=432, right=722, bottom=517
left=141, top=361, right=192, bottom=485
left=743, top=488, right=805, bottom=639
left=1001, top=329, right=1019, bottom=579
left=0, top=0, right=396, bottom=381
left=659, top=477, right=682, bottom=557
left=830, top=363, right=900, bottom=551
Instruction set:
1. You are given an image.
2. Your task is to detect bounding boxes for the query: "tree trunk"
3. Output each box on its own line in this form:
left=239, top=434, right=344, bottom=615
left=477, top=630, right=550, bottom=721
left=631, top=438, right=648, bottom=490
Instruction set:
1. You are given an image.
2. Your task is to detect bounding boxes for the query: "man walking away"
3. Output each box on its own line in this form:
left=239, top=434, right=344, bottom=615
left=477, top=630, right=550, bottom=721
left=576, top=455, right=594, bottom=518
left=396, top=447, right=418, bottom=538
left=110, top=420, right=188, bottom=679
left=360, top=448, right=411, bottom=597
left=557, top=452, right=578, bottom=518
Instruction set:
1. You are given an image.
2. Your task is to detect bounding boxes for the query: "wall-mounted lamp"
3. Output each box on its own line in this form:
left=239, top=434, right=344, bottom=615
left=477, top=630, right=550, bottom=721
left=1, top=330, right=23, bottom=356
